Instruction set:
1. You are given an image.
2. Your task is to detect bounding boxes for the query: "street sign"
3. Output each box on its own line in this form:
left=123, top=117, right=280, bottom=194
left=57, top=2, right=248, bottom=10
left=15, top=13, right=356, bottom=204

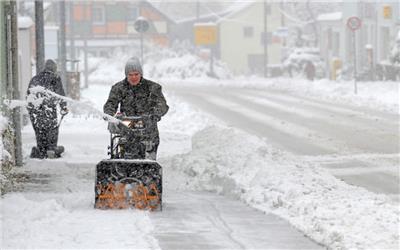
left=134, top=17, right=149, bottom=33
left=347, top=16, right=362, bottom=31
left=346, top=16, right=361, bottom=94
left=383, top=5, right=392, bottom=19
left=194, top=23, right=217, bottom=45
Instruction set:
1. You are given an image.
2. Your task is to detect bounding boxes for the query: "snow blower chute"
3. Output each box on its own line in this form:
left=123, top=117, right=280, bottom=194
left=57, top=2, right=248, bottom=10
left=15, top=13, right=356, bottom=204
left=95, top=115, right=162, bottom=210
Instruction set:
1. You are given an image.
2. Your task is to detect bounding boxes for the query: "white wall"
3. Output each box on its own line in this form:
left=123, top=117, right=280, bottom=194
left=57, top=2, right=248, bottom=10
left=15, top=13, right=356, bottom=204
left=219, top=2, right=283, bottom=75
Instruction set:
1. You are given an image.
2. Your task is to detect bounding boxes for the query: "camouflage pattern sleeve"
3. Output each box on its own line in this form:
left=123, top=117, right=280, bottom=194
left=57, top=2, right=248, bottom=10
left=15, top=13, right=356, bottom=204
left=103, top=85, right=121, bottom=116
left=150, top=84, right=169, bottom=120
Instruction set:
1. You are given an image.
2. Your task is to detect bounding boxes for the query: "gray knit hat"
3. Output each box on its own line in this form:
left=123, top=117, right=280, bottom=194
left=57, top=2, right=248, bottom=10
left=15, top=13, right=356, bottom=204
left=125, top=57, right=143, bottom=76
left=44, top=59, right=57, bottom=73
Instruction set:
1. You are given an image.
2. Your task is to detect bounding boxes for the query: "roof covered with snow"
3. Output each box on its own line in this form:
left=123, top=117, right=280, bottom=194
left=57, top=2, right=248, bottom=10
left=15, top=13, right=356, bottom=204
left=317, top=11, right=342, bottom=22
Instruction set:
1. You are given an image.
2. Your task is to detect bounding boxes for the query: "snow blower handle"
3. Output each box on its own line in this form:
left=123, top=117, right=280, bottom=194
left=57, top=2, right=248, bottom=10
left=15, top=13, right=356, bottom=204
left=56, top=107, right=68, bottom=129
left=60, top=106, right=69, bottom=116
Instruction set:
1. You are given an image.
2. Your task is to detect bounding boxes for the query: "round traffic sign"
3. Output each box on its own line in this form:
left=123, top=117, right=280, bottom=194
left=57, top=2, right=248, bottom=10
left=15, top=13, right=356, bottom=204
left=134, top=17, right=149, bottom=33
left=347, top=16, right=362, bottom=31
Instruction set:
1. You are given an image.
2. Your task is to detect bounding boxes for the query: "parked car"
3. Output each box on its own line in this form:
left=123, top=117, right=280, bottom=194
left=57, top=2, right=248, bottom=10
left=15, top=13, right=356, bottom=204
left=283, top=47, right=326, bottom=80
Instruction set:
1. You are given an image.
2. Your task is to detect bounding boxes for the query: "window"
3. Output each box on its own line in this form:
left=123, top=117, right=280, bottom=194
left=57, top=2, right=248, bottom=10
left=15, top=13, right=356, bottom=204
left=243, top=26, right=254, bottom=38
left=92, top=6, right=105, bottom=25
left=260, top=32, right=272, bottom=45
left=265, top=5, right=271, bottom=15
left=127, top=6, right=139, bottom=21
left=363, top=3, right=375, bottom=19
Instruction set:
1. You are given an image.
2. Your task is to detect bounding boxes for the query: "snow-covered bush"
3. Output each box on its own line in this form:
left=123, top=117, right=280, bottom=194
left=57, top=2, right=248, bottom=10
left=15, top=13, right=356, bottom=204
left=389, top=30, right=400, bottom=65
left=0, top=115, right=14, bottom=195
left=88, top=40, right=233, bottom=84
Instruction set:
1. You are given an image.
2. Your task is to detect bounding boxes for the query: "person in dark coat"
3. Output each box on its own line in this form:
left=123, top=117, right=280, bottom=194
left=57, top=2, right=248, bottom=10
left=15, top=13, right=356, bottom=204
left=27, top=59, right=68, bottom=158
left=304, top=61, right=316, bottom=81
left=103, top=57, right=169, bottom=160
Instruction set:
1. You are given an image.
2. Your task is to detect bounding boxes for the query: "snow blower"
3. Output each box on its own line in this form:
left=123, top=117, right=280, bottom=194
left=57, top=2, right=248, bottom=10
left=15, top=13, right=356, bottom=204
left=95, top=115, right=162, bottom=211
left=30, top=108, right=68, bottom=159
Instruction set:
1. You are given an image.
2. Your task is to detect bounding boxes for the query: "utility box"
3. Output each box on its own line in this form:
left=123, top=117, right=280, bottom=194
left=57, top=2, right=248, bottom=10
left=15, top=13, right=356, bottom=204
left=331, top=58, right=342, bottom=80
left=66, top=59, right=81, bottom=100
left=66, top=71, right=80, bottom=100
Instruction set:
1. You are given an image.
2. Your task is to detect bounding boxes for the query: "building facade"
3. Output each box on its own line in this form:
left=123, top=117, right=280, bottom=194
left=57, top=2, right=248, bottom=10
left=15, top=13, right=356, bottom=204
left=218, top=2, right=285, bottom=75
left=318, top=1, right=400, bottom=79
left=61, top=1, right=174, bottom=57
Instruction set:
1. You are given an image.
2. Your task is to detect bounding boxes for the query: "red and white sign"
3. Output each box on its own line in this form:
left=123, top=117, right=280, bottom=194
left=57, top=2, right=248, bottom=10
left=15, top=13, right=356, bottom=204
left=347, top=16, right=362, bottom=31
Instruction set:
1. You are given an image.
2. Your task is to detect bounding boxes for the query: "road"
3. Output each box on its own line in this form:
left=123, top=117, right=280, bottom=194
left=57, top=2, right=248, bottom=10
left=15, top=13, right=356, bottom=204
left=166, top=85, right=400, bottom=201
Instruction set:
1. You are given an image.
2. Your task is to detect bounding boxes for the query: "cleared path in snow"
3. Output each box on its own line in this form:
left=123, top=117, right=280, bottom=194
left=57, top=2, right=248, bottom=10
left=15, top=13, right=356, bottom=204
left=151, top=191, right=321, bottom=250
left=8, top=120, right=321, bottom=249
left=166, top=85, right=399, bottom=200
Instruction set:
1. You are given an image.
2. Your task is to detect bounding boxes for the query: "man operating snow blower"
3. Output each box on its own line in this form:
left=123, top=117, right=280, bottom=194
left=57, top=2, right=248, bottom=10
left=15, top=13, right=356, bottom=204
left=103, top=56, right=169, bottom=159
left=95, top=57, right=168, bottom=210
left=26, top=59, right=68, bottom=159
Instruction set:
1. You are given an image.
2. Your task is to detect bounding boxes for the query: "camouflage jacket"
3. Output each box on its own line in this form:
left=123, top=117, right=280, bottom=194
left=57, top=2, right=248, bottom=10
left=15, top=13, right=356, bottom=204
left=26, top=70, right=67, bottom=121
left=103, top=77, right=169, bottom=140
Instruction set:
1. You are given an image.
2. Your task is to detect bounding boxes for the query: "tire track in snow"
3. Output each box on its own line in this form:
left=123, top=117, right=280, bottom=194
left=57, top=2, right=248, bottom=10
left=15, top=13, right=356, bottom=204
left=223, top=90, right=398, bottom=154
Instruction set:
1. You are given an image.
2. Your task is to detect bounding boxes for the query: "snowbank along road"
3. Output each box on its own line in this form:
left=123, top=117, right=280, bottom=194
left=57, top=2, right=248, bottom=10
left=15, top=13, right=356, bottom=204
left=166, top=84, right=400, bottom=201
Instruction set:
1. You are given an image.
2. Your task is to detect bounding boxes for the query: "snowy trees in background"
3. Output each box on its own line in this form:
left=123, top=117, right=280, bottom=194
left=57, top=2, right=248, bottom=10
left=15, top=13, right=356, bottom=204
left=280, top=2, right=341, bottom=80
left=283, top=2, right=340, bottom=49
left=389, top=31, right=400, bottom=65
left=376, top=30, right=400, bottom=81
left=88, top=40, right=233, bottom=84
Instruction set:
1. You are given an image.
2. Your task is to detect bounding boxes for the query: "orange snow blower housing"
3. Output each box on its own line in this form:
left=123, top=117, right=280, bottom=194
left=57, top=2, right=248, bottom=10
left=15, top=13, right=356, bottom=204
left=95, top=116, right=162, bottom=211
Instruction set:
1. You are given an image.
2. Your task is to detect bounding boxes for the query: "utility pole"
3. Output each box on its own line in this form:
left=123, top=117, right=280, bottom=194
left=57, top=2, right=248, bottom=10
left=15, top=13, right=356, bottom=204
left=83, top=3, right=88, bottom=88
left=263, top=1, right=269, bottom=78
left=0, top=2, right=7, bottom=104
left=59, top=1, right=67, bottom=95
left=196, top=1, right=200, bottom=21
left=35, top=0, right=45, bottom=73
left=68, top=1, right=75, bottom=72
left=9, top=1, right=23, bottom=166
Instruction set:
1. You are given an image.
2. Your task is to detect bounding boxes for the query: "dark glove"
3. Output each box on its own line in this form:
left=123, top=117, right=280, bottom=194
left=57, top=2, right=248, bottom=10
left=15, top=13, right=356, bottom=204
left=151, top=114, right=161, bottom=122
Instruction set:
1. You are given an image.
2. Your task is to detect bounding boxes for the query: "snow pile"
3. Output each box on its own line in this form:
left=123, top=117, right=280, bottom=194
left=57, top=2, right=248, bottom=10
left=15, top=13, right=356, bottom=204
left=89, top=41, right=232, bottom=84
left=166, top=77, right=399, bottom=114
left=162, top=119, right=399, bottom=249
left=145, top=42, right=232, bottom=80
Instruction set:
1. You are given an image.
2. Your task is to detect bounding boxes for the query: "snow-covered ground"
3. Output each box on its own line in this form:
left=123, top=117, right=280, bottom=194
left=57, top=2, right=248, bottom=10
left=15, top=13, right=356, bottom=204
left=1, top=78, right=398, bottom=249
left=1, top=48, right=399, bottom=249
